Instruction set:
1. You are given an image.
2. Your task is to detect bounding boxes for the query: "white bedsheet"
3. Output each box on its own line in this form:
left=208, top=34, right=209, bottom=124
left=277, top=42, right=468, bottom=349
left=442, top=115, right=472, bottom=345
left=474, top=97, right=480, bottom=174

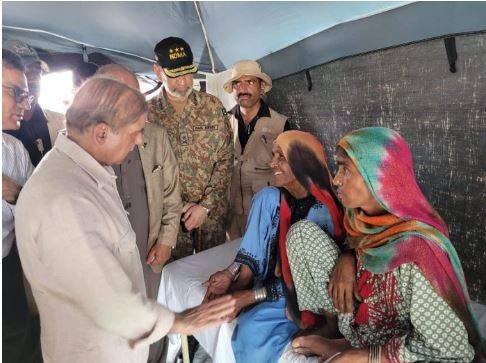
left=157, top=239, right=320, bottom=363
left=157, top=239, right=486, bottom=363
left=158, top=239, right=241, bottom=363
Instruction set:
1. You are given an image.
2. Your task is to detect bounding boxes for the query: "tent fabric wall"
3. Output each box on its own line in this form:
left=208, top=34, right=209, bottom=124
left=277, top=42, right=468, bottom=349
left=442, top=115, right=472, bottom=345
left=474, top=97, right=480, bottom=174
left=11, top=1, right=486, bottom=79
left=266, top=32, right=486, bottom=302
left=258, top=2, right=486, bottom=80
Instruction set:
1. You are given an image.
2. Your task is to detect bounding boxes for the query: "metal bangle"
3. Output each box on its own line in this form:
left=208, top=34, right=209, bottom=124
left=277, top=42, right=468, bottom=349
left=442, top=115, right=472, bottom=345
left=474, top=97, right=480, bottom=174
left=226, top=262, right=241, bottom=280
left=368, top=345, right=381, bottom=363
left=254, top=287, right=267, bottom=302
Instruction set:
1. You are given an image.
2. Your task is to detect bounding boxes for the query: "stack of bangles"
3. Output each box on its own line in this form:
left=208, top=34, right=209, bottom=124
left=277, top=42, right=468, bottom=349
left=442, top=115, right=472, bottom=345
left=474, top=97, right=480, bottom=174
left=226, top=262, right=240, bottom=280
left=369, top=345, right=381, bottom=363
left=225, top=262, right=267, bottom=302
left=254, top=287, right=267, bottom=302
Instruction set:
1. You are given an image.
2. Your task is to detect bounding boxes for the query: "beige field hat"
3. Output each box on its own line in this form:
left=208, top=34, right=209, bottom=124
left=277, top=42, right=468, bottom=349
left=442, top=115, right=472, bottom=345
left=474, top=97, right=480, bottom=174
left=223, top=60, right=272, bottom=94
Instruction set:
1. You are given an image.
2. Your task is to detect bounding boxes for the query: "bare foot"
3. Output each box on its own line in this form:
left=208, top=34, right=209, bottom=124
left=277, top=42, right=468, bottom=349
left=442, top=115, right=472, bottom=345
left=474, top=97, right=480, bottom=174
left=291, top=311, right=340, bottom=340
left=291, top=335, right=339, bottom=357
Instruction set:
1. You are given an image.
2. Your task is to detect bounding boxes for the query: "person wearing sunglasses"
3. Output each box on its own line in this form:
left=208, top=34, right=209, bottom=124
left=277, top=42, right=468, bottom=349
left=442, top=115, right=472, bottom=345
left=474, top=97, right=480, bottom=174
left=4, top=39, right=64, bottom=167
left=2, top=49, right=37, bottom=363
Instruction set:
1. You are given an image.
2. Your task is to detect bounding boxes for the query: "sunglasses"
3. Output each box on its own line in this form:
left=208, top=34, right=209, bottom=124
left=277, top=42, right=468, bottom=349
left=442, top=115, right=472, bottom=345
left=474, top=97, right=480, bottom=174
left=3, top=85, right=35, bottom=105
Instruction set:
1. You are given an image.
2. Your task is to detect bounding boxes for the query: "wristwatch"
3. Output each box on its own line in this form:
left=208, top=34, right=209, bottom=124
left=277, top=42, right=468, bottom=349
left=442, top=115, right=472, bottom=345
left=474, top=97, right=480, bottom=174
left=201, top=205, right=210, bottom=215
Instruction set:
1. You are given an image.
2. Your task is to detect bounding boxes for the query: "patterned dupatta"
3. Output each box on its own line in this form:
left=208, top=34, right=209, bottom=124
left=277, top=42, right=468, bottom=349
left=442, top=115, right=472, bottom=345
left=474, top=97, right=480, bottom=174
left=275, top=131, right=345, bottom=327
left=337, top=127, right=482, bottom=354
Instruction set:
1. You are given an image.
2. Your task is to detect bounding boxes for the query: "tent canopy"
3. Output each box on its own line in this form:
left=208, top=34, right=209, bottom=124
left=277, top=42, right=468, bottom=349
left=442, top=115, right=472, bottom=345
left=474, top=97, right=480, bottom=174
left=3, top=1, right=486, bottom=79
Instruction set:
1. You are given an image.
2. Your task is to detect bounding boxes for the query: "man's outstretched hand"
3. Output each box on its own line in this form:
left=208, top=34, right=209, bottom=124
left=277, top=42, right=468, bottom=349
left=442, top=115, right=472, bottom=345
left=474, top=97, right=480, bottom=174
left=169, top=295, right=237, bottom=335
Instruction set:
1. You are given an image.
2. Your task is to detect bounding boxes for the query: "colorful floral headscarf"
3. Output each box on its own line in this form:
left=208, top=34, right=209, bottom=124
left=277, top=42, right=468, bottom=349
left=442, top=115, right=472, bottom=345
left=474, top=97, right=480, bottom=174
left=337, top=126, right=482, bottom=354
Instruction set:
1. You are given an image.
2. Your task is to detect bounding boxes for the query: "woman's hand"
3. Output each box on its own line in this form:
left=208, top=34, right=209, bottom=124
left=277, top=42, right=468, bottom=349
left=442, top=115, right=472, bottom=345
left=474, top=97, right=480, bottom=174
left=202, top=269, right=233, bottom=302
left=228, top=290, right=256, bottom=320
left=328, top=251, right=357, bottom=313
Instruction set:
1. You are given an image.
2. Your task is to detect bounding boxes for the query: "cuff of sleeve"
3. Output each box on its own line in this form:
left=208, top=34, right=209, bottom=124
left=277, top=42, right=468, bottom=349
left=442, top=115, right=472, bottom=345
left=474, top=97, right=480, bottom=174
left=131, top=305, right=175, bottom=349
left=199, top=198, right=213, bottom=214
left=157, top=230, right=177, bottom=248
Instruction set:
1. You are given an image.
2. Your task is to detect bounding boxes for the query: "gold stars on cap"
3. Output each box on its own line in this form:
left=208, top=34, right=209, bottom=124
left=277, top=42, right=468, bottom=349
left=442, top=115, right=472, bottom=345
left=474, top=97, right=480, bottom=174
left=169, top=47, right=188, bottom=60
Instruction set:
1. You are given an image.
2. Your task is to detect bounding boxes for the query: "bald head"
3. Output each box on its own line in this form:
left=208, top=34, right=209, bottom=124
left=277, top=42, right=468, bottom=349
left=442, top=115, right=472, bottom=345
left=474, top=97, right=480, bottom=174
left=96, top=64, right=139, bottom=90
left=66, top=77, right=146, bottom=134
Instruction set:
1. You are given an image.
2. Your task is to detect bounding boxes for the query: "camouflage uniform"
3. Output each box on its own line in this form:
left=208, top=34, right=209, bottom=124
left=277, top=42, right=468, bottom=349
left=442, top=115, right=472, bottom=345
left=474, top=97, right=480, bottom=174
left=148, top=90, right=234, bottom=260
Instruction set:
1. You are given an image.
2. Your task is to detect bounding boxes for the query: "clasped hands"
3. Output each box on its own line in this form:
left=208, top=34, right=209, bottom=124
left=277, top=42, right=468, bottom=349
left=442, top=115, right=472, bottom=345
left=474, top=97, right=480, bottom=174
left=202, top=269, right=255, bottom=320
left=181, top=202, right=208, bottom=231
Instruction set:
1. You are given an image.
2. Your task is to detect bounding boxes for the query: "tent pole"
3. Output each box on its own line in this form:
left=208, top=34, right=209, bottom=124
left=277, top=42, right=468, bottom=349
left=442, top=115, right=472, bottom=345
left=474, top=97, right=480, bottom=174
left=194, top=1, right=215, bottom=74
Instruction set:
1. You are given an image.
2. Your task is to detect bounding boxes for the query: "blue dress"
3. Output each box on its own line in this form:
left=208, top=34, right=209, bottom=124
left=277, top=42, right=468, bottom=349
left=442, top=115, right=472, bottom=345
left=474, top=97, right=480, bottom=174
left=231, top=187, right=336, bottom=363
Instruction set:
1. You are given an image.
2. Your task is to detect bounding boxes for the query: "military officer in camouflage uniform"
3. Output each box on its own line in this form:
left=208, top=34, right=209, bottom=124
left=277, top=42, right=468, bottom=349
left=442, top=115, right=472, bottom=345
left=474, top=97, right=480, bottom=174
left=148, top=37, right=233, bottom=260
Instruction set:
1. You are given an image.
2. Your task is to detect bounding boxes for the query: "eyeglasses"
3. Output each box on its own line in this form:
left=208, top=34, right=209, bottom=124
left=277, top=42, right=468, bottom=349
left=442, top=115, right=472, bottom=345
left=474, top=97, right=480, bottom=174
left=2, top=85, right=35, bottom=105
left=232, top=79, right=259, bottom=89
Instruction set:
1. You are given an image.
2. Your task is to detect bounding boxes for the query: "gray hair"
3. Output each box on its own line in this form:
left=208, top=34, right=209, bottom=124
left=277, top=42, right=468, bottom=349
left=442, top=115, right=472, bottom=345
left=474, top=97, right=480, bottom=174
left=66, top=77, right=147, bottom=133
left=2, top=49, right=25, bottom=72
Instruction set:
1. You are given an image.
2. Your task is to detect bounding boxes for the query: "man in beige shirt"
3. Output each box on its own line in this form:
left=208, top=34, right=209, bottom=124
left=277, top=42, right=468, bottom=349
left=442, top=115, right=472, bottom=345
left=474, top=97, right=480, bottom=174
left=224, top=60, right=289, bottom=239
left=15, top=77, right=235, bottom=363
left=96, top=64, right=182, bottom=363
left=3, top=39, right=64, bottom=166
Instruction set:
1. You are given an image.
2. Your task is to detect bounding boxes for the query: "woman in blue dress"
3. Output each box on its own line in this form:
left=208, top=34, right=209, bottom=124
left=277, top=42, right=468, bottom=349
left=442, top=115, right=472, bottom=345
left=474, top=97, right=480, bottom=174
left=203, top=130, right=345, bottom=363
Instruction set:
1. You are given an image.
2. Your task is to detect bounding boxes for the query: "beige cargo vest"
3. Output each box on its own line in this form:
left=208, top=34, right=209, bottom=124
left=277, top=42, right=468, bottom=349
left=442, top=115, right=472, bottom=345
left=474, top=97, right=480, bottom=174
left=228, top=107, right=287, bottom=236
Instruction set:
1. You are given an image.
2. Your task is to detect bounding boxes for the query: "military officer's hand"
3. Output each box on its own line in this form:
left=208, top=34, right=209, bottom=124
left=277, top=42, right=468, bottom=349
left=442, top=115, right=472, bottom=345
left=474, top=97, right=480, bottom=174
left=2, top=174, right=21, bottom=204
left=182, top=203, right=208, bottom=231
left=146, top=243, right=171, bottom=267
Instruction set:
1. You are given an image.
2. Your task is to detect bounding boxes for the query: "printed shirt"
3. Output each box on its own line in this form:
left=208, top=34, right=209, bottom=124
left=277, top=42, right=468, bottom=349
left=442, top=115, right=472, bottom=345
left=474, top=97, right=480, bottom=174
left=2, top=132, right=34, bottom=258
left=148, top=89, right=233, bottom=218
left=339, top=261, right=475, bottom=363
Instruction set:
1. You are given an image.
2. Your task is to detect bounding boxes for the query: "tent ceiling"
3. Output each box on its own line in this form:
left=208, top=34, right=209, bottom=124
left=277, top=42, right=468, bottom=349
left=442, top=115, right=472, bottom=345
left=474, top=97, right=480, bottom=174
left=2, top=1, right=409, bottom=73
left=3, top=1, right=486, bottom=79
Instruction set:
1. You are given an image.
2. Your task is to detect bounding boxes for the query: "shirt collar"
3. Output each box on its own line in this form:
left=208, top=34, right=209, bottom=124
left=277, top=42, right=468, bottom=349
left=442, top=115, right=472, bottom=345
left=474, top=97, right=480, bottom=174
left=55, top=132, right=116, bottom=188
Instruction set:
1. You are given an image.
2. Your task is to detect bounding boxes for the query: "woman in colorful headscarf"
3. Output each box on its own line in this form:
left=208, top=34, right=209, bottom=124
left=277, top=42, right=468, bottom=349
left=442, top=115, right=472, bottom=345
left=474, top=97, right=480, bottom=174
left=203, top=130, right=345, bottom=363
left=288, top=127, right=481, bottom=362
